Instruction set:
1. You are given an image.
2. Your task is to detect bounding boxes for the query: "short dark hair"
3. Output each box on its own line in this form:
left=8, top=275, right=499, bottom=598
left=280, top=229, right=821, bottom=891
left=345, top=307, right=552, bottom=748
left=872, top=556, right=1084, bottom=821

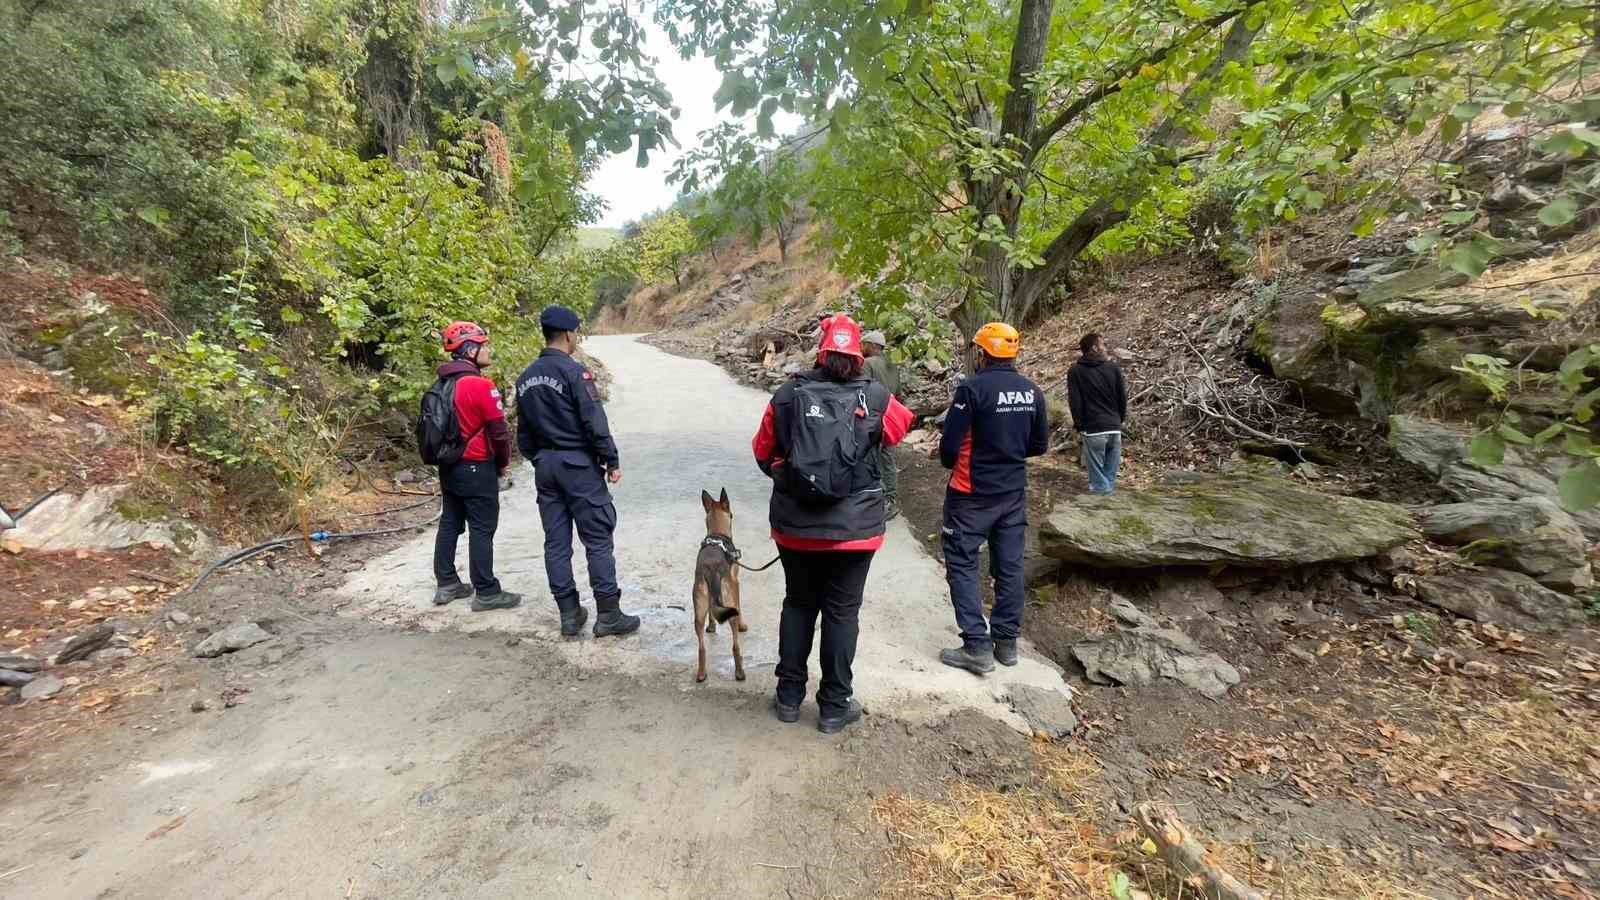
left=1079, top=333, right=1102, bottom=356
left=822, top=351, right=865, bottom=382
left=543, top=326, right=568, bottom=344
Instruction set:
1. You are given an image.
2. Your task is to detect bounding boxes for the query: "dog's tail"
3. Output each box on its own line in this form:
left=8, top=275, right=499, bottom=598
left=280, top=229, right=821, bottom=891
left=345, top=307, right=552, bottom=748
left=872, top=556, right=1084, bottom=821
left=698, top=559, right=741, bottom=623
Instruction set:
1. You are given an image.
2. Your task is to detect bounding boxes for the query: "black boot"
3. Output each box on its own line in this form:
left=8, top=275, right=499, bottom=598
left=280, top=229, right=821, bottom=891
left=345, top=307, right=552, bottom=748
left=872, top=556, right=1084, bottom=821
left=592, top=596, right=640, bottom=637
left=432, top=582, right=472, bottom=606
left=939, top=643, right=995, bottom=675
left=554, top=595, right=588, bottom=637
left=993, top=639, right=1018, bottom=667
left=471, top=590, right=523, bottom=612
left=817, top=699, right=863, bottom=734
left=772, top=698, right=800, bottom=724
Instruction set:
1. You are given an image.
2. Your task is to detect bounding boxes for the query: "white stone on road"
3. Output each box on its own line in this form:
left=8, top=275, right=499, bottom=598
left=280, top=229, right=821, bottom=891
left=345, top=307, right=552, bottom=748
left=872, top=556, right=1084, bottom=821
left=341, top=335, right=1070, bottom=731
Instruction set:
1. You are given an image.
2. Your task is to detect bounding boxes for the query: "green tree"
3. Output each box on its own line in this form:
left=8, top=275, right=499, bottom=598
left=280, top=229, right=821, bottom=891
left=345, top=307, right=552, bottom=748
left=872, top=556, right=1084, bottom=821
left=659, top=0, right=1597, bottom=336
left=635, top=211, right=697, bottom=289
left=673, top=123, right=810, bottom=262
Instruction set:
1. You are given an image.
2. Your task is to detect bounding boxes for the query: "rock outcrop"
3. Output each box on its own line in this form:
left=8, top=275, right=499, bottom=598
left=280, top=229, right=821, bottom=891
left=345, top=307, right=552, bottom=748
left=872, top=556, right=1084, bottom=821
left=1415, top=498, right=1592, bottom=591
left=1039, top=473, right=1418, bottom=568
left=1413, top=567, right=1585, bottom=632
left=1389, top=415, right=1600, bottom=539
left=1070, top=597, right=1240, bottom=699
left=7, top=484, right=215, bottom=556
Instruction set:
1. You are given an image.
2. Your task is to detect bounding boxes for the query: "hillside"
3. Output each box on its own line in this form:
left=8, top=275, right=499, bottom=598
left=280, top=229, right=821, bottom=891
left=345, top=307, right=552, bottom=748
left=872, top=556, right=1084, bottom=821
left=605, top=130, right=1600, bottom=897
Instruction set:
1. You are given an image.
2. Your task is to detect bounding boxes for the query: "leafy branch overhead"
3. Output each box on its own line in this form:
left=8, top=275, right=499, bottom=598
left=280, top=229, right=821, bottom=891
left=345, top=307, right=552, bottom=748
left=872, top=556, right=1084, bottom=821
left=656, top=0, right=1597, bottom=332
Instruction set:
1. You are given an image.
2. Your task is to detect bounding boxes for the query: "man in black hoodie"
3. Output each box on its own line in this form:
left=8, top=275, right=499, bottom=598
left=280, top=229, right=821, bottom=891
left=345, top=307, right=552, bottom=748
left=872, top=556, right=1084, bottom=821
left=1067, top=333, right=1128, bottom=494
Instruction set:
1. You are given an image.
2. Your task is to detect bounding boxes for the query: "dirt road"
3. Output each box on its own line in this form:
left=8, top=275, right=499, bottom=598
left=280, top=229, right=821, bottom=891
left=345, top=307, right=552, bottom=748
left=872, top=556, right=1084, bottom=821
left=0, top=336, right=1072, bottom=899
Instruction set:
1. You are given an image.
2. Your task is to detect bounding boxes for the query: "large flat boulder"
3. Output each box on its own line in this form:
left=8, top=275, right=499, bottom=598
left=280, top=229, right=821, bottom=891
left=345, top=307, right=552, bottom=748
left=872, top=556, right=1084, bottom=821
left=1039, top=474, right=1418, bottom=568
left=1415, top=498, right=1592, bottom=591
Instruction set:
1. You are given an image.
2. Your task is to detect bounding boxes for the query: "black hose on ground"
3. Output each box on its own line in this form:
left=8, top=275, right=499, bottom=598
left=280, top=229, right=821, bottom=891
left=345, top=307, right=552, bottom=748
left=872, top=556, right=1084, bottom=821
left=180, top=509, right=442, bottom=598
left=1, top=485, right=64, bottom=530
left=18, top=486, right=61, bottom=520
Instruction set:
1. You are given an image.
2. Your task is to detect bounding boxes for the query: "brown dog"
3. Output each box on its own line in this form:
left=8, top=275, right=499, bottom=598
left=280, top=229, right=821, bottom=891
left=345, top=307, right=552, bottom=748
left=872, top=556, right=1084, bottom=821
left=694, top=489, right=748, bottom=683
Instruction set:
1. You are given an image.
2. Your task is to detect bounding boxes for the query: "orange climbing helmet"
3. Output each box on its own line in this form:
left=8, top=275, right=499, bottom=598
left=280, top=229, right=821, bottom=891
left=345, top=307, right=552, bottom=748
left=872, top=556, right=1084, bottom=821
left=442, top=321, right=489, bottom=352
left=973, top=322, right=1021, bottom=359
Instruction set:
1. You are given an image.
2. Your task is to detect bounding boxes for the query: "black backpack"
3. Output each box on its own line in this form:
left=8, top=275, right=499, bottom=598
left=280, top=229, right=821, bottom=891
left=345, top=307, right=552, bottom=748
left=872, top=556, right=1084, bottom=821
left=782, top=379, right=873, bottom=503
left=416, top=374, right=475, bottom=466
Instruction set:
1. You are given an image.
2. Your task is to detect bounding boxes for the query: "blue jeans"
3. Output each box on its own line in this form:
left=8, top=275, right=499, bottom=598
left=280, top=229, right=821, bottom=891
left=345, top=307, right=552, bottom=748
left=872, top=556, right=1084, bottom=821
left=1082, top=432, right=1122, bottom=494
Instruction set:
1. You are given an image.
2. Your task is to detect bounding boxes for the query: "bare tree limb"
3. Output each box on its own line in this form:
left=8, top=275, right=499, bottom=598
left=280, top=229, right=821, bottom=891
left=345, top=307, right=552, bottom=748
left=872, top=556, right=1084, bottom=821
left=1135, top=801, right=1267, bottom=900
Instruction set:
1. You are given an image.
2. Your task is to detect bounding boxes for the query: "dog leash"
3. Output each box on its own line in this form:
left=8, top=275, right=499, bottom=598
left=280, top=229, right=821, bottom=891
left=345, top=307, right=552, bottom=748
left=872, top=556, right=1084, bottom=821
left=702, top=535, right=781, bottom=573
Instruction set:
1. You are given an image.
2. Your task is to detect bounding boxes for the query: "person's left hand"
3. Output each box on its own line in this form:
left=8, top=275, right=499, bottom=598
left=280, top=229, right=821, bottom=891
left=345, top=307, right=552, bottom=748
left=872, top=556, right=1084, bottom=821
left=608, top=468, right=623, bottom=485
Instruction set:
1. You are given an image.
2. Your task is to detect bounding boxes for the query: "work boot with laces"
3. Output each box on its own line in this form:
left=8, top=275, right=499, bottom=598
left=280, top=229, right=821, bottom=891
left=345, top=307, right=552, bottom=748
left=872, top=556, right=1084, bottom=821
left=471, top=590, right=523, bottom=612
left=592, top=596, right=640, bottom=637
left=432, top=582, right=472, bottom=606
left=939, top=643, right=996, bottom=675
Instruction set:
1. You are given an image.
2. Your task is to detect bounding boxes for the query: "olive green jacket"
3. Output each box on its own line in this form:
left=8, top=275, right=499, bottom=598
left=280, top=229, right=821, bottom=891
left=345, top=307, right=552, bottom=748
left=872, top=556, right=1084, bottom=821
left=865, top=353, right=900, bottom=395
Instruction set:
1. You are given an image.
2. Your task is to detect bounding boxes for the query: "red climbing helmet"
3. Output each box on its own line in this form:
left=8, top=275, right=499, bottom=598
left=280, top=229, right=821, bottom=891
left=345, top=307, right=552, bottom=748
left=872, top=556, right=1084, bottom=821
left=818, top=315, right=864, bottom=361
left=442, top=321, right=489, bottom=352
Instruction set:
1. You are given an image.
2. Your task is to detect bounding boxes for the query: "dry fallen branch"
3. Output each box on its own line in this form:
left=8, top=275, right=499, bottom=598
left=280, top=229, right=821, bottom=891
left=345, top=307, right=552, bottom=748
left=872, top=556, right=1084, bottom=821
left=1134, top=801, right=1265, bottom=900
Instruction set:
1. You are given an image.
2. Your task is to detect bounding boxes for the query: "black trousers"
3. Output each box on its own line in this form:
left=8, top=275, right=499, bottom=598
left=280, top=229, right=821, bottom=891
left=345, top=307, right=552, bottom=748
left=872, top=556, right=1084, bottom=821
left=942, top=489, right=1027, bottom=650
left=533, top=451, right=620, bottom=609
left=433, top=461, right=501, bottom=594
left=774, top=547, right=875, bottom=715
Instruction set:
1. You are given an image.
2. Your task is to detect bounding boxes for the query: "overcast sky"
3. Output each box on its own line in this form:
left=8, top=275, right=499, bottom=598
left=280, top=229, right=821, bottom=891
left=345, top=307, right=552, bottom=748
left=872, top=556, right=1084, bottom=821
left=586, top=24, right=799, bottom=228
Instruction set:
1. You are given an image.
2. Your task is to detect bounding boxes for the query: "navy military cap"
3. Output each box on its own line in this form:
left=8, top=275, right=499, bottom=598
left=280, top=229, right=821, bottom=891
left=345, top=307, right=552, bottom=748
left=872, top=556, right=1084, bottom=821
left=540, top=305, right=582, bottom=332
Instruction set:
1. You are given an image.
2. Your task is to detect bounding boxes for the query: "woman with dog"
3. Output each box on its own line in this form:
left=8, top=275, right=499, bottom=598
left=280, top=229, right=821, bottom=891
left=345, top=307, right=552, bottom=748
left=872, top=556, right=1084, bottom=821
left=751, top=315, right=915, bottom=734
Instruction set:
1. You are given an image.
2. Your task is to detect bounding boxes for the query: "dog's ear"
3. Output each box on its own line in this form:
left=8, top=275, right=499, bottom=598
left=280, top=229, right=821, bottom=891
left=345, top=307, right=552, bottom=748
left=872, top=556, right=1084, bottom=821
left=701, top=489, right=715, bottom=513
left=718, top=488, right=730, bottom=510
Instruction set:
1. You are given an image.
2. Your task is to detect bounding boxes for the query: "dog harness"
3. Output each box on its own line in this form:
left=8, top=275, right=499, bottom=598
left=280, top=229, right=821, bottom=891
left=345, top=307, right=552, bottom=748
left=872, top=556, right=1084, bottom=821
left=701, top=534, right=780, bottom=572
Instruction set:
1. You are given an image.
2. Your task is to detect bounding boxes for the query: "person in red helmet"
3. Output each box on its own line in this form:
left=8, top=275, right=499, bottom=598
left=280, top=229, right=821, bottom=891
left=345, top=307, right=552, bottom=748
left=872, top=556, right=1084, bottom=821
left=427, top=321, right=520, bottom=611
left=752, top=314, right=915, bottom=733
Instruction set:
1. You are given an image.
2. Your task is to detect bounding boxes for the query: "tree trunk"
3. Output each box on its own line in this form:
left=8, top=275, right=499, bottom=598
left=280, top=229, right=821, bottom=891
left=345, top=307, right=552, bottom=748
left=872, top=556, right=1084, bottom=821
left=1007, top=14, right=1261, bottom=324
left=776, top=220, right=790, bottom=262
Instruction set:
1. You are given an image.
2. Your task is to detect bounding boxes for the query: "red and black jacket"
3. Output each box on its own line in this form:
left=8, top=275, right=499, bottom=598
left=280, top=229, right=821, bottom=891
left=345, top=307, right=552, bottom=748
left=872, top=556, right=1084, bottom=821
left=753, top=370, right=914, bottom=550
left=437, top=360, right=512, bottom=470
left=939, top=362, right=1049, bottom=495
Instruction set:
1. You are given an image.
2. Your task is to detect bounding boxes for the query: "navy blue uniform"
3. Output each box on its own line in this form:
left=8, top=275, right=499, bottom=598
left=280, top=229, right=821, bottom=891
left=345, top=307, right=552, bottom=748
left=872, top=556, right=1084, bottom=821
left=516, top=348, right=622, bottom=608
left=938, top=361, right=1049, bottom=650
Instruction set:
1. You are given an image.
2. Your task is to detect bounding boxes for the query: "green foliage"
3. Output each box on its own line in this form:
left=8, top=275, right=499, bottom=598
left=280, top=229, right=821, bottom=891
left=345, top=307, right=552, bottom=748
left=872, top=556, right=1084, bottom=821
left=855, top=281, right=958, bottom=366
left=1461, top=335, right=1600, bottom=511
left=635, top=212, right=698, bottom=288
left=134, top=269, right=381, bottom=507
left=672, top=123, right=811, bottom=260
left=271, top=133, right=531, bottom=401
left=0, top=0, right=274, bottom=287
left=440, top=0, right=676, bottom=160
left=1403, top=612, right=1438, bottom=643
left=657, top=0, right=1597, bottom=331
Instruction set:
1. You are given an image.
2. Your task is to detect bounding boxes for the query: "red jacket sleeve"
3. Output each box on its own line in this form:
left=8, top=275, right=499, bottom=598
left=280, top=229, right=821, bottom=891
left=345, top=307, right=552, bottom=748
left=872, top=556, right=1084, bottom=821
left=752, top=402, right=779, bottom=472
left=881, top=395, right=915, bottom=447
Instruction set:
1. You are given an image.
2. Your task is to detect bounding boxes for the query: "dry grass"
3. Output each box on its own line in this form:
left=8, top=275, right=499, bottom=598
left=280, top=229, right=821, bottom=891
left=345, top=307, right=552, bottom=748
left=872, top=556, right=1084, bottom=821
left=1474, top=237, right=1600, bottom=293
left=874, top=738, right=1445, bottom=900
left=874, top=741, right=1123, bottom=899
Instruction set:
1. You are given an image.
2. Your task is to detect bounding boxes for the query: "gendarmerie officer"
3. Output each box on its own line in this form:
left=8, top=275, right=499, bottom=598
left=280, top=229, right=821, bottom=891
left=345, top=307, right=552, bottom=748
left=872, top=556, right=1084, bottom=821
left=515, top=306, right=640, bottom=638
